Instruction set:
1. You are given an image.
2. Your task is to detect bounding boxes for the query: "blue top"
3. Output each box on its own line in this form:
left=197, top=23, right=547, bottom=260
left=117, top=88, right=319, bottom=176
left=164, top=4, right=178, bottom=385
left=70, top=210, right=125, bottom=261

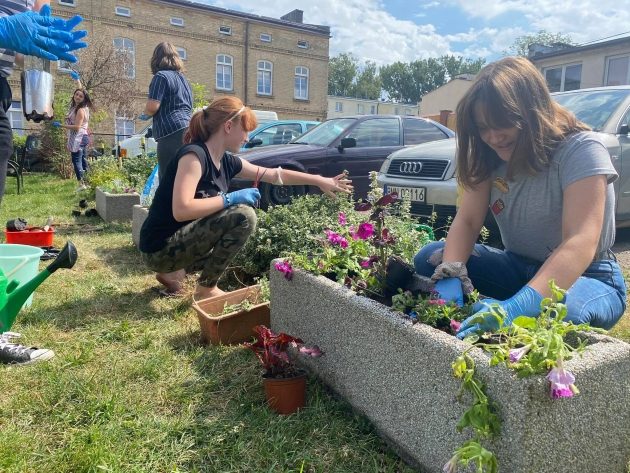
left=147, top=70, right=192, bottom=140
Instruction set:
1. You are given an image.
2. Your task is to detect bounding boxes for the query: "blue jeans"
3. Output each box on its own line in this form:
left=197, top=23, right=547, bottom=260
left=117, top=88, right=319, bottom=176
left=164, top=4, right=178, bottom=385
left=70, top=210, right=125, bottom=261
left=414, top=241, right=627, bottom=330
left=71, top=147, right=88, bottom=181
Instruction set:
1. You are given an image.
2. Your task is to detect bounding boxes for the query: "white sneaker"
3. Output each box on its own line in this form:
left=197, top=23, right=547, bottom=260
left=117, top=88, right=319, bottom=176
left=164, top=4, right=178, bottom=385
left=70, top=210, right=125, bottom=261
left=76, top=183, right=88, bottom=192
left=0, top=332, right=54, bottom=365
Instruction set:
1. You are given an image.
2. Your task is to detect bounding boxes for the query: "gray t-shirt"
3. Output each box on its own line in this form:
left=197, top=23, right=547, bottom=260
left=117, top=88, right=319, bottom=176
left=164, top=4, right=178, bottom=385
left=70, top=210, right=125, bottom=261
left=488, top=131, right=617, bottom=263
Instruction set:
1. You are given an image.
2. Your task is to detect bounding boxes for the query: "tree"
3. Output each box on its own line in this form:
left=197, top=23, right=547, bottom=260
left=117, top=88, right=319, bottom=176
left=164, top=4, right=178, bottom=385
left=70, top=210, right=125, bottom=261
left=379, top=61, right=413, bottom=103
left=504, top=30, right=574, bottom=57
left=328, top=53, right=358, bottom=96
left=354, top=61, right=381, bottom=100
left=439, top=55, right=485, bottom=80
left=190, top=82, right=210, bottom=110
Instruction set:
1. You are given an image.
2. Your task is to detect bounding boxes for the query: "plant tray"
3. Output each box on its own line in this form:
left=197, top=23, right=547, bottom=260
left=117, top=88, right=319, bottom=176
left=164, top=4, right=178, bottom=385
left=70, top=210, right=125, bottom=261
left=5, top=228, right=54, bottom=247
left=193, top=285, right=270, bottom=345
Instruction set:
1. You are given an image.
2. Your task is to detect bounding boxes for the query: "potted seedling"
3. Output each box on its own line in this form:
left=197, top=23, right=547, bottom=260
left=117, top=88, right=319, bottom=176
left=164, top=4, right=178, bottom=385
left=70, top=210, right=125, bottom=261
left=193, top=279, right=270, bottom=345
left=246, top=325, right=323, bottom=415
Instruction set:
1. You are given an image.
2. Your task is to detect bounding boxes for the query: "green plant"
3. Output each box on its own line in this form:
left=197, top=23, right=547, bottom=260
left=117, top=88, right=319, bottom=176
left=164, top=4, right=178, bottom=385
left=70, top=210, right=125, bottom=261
left=85, top=155, right=127, bottom=191
left=122, top=153, right=157, bottom=189
left=12, top=133, right=26, bottom=150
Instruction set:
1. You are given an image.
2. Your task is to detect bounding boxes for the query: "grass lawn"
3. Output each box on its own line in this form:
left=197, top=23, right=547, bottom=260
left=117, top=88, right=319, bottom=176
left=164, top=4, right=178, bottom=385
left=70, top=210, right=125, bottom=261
left=1, top=174, right=628, bottom=473
left=0, top=174, right=414, bottom=473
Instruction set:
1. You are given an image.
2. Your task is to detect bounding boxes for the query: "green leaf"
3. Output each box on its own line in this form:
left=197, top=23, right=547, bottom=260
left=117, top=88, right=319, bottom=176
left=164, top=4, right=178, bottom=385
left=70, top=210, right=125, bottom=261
left=512, top=316, right=536, bottom=329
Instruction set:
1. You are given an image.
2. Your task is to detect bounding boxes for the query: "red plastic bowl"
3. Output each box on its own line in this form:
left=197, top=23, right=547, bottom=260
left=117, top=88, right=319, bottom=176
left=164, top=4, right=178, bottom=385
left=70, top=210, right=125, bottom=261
left=5, top=228, right=54, bottom=247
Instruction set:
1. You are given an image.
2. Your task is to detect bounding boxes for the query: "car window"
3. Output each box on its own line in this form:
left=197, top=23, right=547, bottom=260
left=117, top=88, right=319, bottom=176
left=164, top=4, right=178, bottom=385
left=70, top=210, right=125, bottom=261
left=345, top=118, right=400, bottom=147
left=403, top=118, right=448, bottom=145
left=553, top=89, right=629, bottom=131
left=293, top=118, right=356, bottom=146
left=305, top=123, right=319, bottom=131
left=254, top=124, right=304, bottom=145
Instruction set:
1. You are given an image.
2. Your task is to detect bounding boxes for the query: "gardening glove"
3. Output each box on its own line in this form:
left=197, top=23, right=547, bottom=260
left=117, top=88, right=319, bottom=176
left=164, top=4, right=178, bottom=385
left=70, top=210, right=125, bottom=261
left=457, top=285, right=543, bottom=339
left=433, top=277, right=464, bottom=307
left=137, top=113, right=151, bottom=121
left=70, top=70, right=80, bottom=80
left=51, top=121, right=61, bottom=127
left=0, top=5, right=87, bottom=62
left=222, top=188, right=260, bottom=208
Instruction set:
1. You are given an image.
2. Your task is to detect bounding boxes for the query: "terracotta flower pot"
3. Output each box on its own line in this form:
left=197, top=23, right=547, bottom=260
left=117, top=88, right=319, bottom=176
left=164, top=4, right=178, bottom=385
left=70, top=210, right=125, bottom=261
left=193, top=285, right=270, bottom=345
left=263, top=372, right=306, bottom=415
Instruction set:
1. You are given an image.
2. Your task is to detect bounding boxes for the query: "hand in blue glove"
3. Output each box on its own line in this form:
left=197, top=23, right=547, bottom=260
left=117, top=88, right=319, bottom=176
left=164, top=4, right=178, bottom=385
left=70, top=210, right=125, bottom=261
left=70, top=70, right=80, bottom=80
left=51, top=121, right=61, bottom=127
left=456, top=285, right=543, bottom=339
left=433, top=277, right=464, bottom=307
left=222, top=188, right=261, bottom=207
left=0, top=5, right=87, bottom=62
left=137, top=113, right=151, bottom=121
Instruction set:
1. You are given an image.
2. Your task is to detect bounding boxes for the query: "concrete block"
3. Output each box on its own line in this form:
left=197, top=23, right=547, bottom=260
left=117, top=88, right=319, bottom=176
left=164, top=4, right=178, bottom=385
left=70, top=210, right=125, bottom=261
left=131, top=204, right=149, bottom=247
left=96, top=188, right=140, bottom=223
left=270, top=265, right=630, bottom=473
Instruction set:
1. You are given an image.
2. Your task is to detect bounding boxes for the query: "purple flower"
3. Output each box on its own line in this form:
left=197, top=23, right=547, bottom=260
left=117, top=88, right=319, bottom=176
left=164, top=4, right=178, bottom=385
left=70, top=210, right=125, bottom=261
left=338, top=212, right=347, bottom=226
left=428, top=298, right=447, bottom=306
left=450, top=319, right=461, bottom=332
left=324, top=230, right=348, bottom=248
left=359, top=255, right=378, bottom=268
left=509, top=345, right=531, bottom=363
left=546, top=358, right=577, bottom=399
left=355, top=222, right=374, bottom=240
left=274, top=260, right=293, bottom=280
left=443, top=455, right=458, bottom=473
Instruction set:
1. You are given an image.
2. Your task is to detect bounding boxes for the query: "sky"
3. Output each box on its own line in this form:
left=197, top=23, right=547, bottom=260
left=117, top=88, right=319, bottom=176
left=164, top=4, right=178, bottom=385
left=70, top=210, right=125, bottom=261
left=205, top=0, right=630, bottom=65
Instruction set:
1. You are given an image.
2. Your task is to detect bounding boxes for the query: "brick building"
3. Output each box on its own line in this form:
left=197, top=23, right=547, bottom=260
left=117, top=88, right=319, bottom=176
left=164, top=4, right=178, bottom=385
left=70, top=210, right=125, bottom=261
left=10, top=1, right=330, bottom=142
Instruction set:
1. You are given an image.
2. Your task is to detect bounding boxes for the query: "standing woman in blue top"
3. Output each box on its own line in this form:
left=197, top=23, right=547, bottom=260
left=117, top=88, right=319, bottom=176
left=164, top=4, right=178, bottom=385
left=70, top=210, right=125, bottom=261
left=140, top=42, right=192, bottom=182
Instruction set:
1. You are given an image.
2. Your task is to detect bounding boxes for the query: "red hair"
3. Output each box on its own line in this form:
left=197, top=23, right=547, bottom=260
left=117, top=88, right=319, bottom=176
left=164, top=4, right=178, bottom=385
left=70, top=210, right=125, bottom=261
left=184, top=96, right=257, bottom=143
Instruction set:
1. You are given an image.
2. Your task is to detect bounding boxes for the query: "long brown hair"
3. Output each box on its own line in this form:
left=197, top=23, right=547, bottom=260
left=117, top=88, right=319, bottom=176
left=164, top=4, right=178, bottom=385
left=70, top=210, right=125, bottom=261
left=150, top=42, right=185, bottom=75
left=455, top=56, right=589, bottom=188
left=184, top=96, right=257, bottom=143
left=70, top=88, right=95, bottom=112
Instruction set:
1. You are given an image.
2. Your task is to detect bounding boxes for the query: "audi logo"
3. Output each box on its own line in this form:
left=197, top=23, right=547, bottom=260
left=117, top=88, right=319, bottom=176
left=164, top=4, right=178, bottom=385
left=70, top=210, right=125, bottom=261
left=398, top=161, right=423, bottom=174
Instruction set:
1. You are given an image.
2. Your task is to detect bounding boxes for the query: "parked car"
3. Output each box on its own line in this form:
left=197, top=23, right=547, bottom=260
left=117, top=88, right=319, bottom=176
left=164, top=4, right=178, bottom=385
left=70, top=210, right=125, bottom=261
left=377, top=86, right=630, bottom=227
left=113, top=121, right=157, bottom=158
left=230, top=114, right=454, bottom=208
left=241, top=120, right=320, bottom=151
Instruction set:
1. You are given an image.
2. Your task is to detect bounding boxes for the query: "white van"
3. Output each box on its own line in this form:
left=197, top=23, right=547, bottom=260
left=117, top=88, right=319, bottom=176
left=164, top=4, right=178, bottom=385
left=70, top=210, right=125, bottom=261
left=252, top=110, right=278, bottom=125
left=113, top=121, right=157, bottom=158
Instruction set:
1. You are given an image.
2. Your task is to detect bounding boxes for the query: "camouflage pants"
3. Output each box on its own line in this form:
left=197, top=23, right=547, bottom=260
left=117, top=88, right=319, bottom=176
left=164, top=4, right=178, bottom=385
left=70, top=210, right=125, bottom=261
left=142, top=205, right=257, bottom=287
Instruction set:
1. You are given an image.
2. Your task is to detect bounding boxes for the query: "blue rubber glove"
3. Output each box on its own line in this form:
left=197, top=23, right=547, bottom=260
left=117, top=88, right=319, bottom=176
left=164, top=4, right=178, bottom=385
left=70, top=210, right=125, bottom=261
left=137, top=113, right=151, bottom=121
left=51, top=121, right=61, bottom=127
left=456, top=285, right=543, bottom=339
left=0, top=5, right=87, bottom=62
left=222, top=188, right=261, bottom=207
left=433, top=277, right=464, bottom=307
left=70, top=70, right=80, bottom=80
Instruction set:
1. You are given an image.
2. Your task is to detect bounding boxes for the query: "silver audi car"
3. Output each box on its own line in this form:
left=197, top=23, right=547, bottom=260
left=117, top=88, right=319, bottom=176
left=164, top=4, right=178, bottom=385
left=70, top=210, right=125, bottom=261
left=377, top=86, right=630, bottom=228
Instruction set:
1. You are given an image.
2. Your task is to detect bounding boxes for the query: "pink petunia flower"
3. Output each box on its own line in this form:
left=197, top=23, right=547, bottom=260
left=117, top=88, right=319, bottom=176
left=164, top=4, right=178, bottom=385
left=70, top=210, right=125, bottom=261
left=450, top=319, right=461, bottom=332
left=355, top=222, right=374, bottom=240
left=546, top=358, right=577, bottom=399
left=325, top=230, right=349, bottom=248
left=428, top=299, right=447, bottom=306
left=338, top=212, right=347, bottom=226
left=274, top=260, right=293, bottom=280
left=509, top=345, right=531, bottom=363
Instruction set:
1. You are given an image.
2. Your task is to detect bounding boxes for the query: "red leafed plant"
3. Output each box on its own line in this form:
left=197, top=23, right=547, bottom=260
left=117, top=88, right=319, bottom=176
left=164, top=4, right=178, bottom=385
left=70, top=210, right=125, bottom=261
left=246, top=325, right=323, bottom=379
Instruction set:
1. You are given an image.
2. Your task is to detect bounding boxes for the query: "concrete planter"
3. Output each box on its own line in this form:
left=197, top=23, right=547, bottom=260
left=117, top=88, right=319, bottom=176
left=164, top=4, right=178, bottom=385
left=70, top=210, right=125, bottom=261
left=96, top=188, right=140, bottom=223
left=131, top=204, right=149, bottom=247
left=270, top=266, right=630, bottom=473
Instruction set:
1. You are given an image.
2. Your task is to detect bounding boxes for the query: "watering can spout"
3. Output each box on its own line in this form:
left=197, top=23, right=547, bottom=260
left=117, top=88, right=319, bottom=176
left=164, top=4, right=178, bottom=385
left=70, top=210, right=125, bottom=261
left=0, top=241, right=77, bottom=332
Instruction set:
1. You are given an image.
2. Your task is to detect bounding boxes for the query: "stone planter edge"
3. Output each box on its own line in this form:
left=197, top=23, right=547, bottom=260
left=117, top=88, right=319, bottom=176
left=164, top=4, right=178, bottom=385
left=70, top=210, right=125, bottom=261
left=96, top=187, right=141, bottom=223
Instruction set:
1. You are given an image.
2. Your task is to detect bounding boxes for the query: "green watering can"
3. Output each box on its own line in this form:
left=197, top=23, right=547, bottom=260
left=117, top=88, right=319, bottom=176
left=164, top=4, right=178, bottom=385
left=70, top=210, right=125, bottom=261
left=0, top=241, right=77, bottom=332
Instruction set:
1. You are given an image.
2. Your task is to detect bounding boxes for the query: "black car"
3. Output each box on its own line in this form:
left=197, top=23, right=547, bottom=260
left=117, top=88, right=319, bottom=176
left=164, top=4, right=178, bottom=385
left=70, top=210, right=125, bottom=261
left=231, top=114, right=454, bottom=208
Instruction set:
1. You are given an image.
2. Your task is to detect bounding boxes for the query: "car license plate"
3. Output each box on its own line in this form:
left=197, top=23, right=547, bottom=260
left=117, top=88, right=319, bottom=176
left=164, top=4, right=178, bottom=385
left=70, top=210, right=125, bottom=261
left=385, top=185, right=426, bottom=203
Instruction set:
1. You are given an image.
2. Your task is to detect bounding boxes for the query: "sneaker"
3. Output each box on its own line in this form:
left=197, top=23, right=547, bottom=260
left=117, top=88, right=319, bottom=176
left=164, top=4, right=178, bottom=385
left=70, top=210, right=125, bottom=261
left=0, top=332, right=54, bottom=365
left=76, top=184, right=88, bottom=192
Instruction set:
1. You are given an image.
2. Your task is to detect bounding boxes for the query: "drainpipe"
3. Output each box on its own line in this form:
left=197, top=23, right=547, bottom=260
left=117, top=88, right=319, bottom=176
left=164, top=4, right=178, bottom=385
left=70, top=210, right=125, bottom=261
left=244, top=21, right=249, bottom=104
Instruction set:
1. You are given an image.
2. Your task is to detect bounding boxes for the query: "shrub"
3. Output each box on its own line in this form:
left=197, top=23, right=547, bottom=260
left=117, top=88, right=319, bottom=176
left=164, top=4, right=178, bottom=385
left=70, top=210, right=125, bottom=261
left=85, top=154, right=157, bottom=193
left=85, top=155, right=126, bottom=191
left=122, top=153, right=157, bottom=189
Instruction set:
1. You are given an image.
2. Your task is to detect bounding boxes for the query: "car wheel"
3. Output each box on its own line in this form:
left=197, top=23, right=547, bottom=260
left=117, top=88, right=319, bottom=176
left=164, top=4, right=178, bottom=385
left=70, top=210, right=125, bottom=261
left=260, top=182, right=306, bottom=208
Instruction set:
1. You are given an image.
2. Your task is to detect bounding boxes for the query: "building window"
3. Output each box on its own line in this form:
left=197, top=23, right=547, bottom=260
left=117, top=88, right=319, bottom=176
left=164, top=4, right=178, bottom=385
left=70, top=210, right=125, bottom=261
left=544, top=63, right=581, bottom=92
left=260, top=33, right=272, bottom=43
left=219, top=25, right=232, bottom=35
left=57, top=0, right=75, bottom=6
left=357, top=104, right=364, bottom=114
left=370, top=105, right=376, bottom=114
left=113, top=37, right=135, bottom=79
left=170, top=17, right=184, bottom=27
left=115, top=6, right=131, bottom=17
left=257, top=60, right=272, bottom=95
left=216, top=54, right=233, bottom=91
left=605, top=55, right=630, bottom=86
left=297, top=40, right=309, bottom=49
left=335, top=102, right=343, bottom=112
left=294, top=66, right=308, bottom=100
left=115, top=117, right=135, bottom=140
left=9, top=101, right=23, bottom=135
left=176, top=47, right=187, bottom=61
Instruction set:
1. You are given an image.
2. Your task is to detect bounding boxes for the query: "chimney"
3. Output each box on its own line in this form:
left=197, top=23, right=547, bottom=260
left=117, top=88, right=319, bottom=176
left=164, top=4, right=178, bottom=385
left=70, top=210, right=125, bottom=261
left=281, top=9, right=303, bottom=23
